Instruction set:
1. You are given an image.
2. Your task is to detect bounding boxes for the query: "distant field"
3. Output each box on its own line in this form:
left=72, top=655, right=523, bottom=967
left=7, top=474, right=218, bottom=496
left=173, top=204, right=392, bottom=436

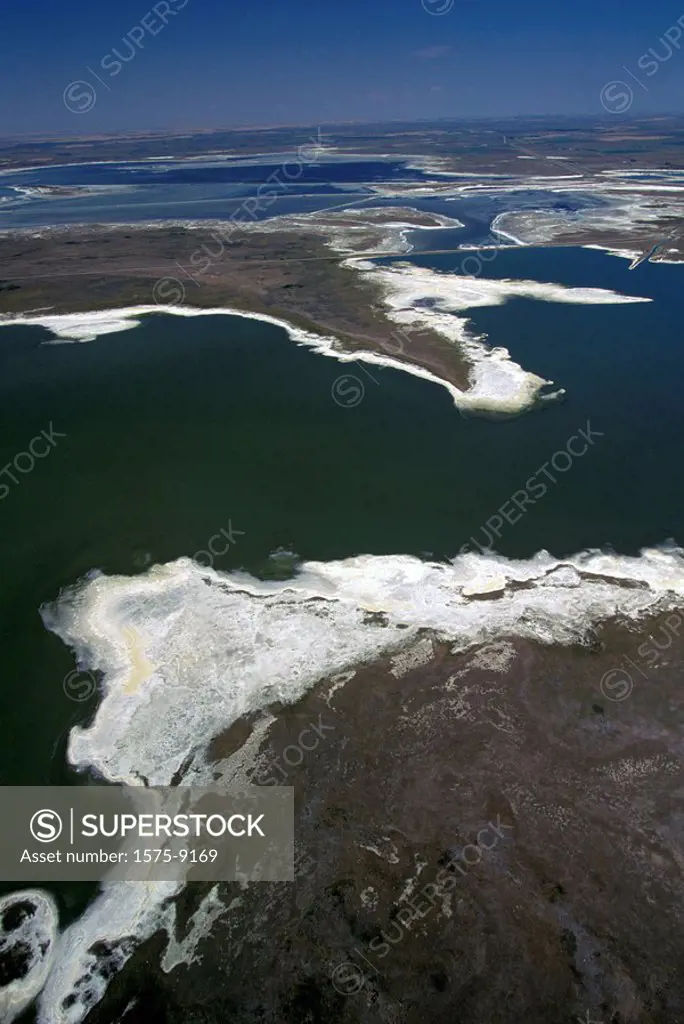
left=3, top=115, right=684, bottom=173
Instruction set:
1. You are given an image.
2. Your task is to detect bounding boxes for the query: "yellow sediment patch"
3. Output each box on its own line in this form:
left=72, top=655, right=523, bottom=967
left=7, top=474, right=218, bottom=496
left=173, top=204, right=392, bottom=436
left=462, top=575, right=507, bottom=598
left=121, top=626, right=155, bottom=694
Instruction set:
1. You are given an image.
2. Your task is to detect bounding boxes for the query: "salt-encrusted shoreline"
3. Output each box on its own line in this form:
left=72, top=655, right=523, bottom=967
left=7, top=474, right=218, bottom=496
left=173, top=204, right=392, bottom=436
left=45, top=545, right=684, bottom=787
left=0, top=890, right=58, bottom=1023
left=33, top=540, right=684, bottom=1022
left=0, top=257, right=651, bottom=418
left=342, top=260, right=650, bottom=415
left=0, top=301, right=512, bottom=415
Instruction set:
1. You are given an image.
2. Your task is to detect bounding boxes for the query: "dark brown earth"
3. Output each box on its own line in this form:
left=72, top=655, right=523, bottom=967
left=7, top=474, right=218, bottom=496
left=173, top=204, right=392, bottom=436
left=78, top=605, right=684, bottom=1024
left=0, top=224, right=474, bottom=393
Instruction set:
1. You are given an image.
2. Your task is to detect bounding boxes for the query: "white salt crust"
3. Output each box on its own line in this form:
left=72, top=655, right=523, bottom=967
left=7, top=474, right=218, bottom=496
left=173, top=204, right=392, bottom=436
left=36, top=544, right=684, bottom=1021
left=0, top=890, right=59, bottom=1022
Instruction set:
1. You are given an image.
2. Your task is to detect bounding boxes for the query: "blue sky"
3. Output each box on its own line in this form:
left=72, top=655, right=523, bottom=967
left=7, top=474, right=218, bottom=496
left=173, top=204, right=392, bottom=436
left=2, top=0, right=684, bottom=134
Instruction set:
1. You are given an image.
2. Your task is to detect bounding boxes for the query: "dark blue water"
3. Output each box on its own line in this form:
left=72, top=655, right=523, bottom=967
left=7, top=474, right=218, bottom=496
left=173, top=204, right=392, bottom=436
left=387, top=244, right=684, bottom=553
left=0, top=185, right=377, bottom=229
left=0, top=171, right=602, bottom=239
left=0, top=156, right=437, bottom=229
left=0, top=158, right=436, bottom=188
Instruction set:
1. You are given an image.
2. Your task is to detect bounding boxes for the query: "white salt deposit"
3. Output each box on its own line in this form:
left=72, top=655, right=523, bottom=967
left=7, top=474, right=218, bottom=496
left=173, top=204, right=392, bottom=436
left=34, top=542, right=684, bottom=1022
left=0, top=890, right=59, bottom=1023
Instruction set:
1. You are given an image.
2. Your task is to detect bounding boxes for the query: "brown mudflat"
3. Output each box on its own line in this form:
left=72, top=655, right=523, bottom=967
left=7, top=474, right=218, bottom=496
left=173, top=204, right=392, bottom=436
left=0, top=223, right=474, bottom=394
left=82, top=608, right=684, bottom=1024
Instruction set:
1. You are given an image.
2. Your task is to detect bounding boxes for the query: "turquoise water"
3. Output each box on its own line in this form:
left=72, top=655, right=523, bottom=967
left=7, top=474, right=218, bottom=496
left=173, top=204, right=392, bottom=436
left=0, top=245, right=682, bottom=794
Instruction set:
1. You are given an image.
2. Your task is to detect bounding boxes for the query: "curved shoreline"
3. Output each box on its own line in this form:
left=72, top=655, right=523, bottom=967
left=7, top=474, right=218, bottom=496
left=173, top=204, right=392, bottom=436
left=0, top=301, right=503, bottom=413
left=1, top=300, right=556, bottom=418
left=0, top=192, right=661, bottom=418
left=0, top=256, right=651, bottom=418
